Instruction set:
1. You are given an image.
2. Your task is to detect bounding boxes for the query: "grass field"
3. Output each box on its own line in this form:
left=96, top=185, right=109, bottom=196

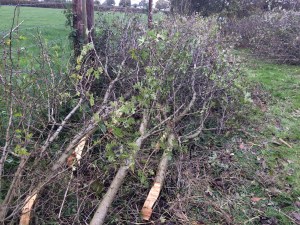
left=0, top=6, right=152, bottom=66
left=0, top=6, right=72, bottom=69
left=0, top=6, right=70, bottom=51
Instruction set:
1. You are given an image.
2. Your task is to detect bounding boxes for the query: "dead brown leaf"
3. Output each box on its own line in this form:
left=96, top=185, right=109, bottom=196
left=239, top=142, right=246, bottom=150
left=251, top=197, right=264, bottom=202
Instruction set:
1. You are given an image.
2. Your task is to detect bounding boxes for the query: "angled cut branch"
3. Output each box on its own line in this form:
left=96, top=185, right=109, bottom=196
left=141, top=132, right=175, bottom=220
left=0, top=98, right=84, bottom=222
left=19, top=136, right=87, bottom=225
left=89, top=110, right=150, bottom=225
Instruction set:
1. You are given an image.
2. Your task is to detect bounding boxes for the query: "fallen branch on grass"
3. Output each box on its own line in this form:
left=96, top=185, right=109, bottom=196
left=279, top=138, right=293, bottom=149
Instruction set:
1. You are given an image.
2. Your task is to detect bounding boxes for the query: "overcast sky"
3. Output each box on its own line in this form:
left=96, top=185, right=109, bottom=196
left=100, top=0, right=159, bottom=6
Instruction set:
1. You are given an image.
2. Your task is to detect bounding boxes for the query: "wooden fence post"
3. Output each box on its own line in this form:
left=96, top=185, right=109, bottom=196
left=82, top=0, right=88, bottom=44
left=73, top=0, right=83, bottom=56
left=148, top=0, right=153, bottom=29
left=86, top=0, right=94, bottom=42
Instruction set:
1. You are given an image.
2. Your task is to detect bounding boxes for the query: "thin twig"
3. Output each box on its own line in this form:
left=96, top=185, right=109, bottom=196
left=58, top=172, right=74, bottom=219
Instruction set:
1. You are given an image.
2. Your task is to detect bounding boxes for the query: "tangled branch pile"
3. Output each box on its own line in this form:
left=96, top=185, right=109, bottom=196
left=0, top=15, right=244, bottom=224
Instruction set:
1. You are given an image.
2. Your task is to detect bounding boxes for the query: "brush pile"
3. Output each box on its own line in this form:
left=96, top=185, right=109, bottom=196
left=0, top=15, right=244, bottom=224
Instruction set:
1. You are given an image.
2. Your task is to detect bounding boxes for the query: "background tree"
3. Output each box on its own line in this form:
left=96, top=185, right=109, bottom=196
left=119, top=0, right=131, bottom=7
left=170, top=0, right=300, bottom=16
left=155, top=0, right=169, bottom=10
left=138, top=0, right=148, bottom=8
left=102, top=0, right=115, bottom=6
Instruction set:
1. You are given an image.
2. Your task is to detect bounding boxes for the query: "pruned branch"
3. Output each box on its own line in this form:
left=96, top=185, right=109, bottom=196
left=141, top=132, right=175, bottom=220
left=89, top=110, right=150, bottom=225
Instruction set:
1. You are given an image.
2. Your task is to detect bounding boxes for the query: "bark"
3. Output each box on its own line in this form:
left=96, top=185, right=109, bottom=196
left=86, top=0, right=94, bottom=42
left=40, top=98, right=83, bottom=157
left=89, top=112, right=149, bottom=225
left=18, top=65, right=121, bottom=224
left=0, top=99, right=83, bottom=222
left=141, top=132, right=175, bottom=220
left=82, top=0, right=88, bottom=44
left=73, top=0, right=83, bottom=56
left=18, top=137, right=87, bottom=225
left=148, top=0, right=153, bottom=29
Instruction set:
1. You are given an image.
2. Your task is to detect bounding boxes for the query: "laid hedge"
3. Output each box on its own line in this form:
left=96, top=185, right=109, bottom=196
left=225, top=10, right=300, bottom=64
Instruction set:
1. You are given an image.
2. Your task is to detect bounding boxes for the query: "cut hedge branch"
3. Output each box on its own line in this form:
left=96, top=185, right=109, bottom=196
left=18, top=89, right=118, bottom=224
left=66, top=135, right=87, bottom=169
left=19, top=136, right=88, bottom=225
left=89, top=111, right=149, bottom=225
left=141, top=132, right=175, bottom=220
left=19, top=193, right=37, bottom=225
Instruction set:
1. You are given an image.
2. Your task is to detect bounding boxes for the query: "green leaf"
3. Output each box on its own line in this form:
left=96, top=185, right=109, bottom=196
left=25, top=132, right=33, bottom=141
left=18, top=35, right=27, bottom=40
left=99, top=122, right=107, bottom=133
left=14, top=112, right=22, bottom=117
left=14, top=145, right=29, bottom=156
left=93, top=113, right=100, bottom=123
left=112, top=127, right=124, bottom=138
left=89, top=94, right=95, bottom=106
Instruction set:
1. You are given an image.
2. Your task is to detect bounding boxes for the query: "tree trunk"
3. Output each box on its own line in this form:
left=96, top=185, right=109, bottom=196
left=86, top=0, right=94, bottom=42
left=82, top=0, right=88, bottom=44
left=141, top=132, right=175, bottom=220
left=148, top=0, right=153, bottom=29
left=73, top=0, right=83, bottom=56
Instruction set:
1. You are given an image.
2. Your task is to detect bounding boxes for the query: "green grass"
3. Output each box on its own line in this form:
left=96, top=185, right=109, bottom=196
left=243, top=60, right=300, bottom=223
left=0, top=6, right=71, bottom=67
left=0, top=6, right=70, bottom=43
left=0, top=6, right=159, bottom=67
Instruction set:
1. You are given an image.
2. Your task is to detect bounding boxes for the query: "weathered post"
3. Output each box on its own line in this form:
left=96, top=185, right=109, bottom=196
left=82, top=0, right=88, bottom=43
left=86, top=0, right=94, bottom=42
left=73, top=0, right=83, bottom=56
left=148, top=0, right=153, bottom=29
